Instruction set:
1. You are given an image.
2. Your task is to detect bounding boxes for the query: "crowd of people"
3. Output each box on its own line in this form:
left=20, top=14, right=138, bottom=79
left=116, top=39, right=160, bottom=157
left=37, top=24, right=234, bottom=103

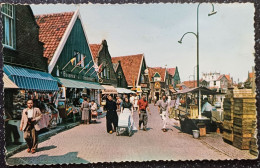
left=19, top=92, right=214, bottom=154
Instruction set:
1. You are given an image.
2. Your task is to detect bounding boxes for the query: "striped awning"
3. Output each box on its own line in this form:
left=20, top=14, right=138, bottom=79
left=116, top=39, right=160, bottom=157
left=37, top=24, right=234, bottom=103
left=3, top=73, right=18, bottom=89
left=56, top=77, right=104, bottom=90
left=116, top=88, right=136, bottom=94
left=102, top=85, right=118, bottom=94
left=4, top=64, right=58, bottom=91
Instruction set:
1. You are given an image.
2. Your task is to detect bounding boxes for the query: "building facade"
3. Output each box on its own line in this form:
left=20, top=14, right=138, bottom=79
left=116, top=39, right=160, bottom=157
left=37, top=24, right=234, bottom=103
left=90, top=40, right=118, bottom=87
left=112, top=61, right=128, bottom=88
left=35, top=10, right=103, bottom=118
left=148, top=67, right=168, bottom=100
left=111, top=54, right=150, bottom=96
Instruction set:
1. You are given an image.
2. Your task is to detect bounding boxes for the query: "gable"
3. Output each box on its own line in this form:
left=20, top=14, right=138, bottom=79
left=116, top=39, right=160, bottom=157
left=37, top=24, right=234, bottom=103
left=154, top=72, right=161, bottom=77
left=111, top=54, right=143, bottom=87
left=51, top=18, right=96, bottom=81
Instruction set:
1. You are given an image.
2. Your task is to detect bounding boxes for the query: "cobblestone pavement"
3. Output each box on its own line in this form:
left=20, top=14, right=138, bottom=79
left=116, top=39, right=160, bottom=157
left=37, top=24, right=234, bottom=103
left=6, top=104, right=256, bottom=165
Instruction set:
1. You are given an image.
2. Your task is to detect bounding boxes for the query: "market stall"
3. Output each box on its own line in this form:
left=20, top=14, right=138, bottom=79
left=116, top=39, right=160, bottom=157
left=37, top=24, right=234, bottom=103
left=4, top=65, right=59, bottom=144
left=55, top=77, right=104, bottom=123
left=176, top=86, right=219, bottom=135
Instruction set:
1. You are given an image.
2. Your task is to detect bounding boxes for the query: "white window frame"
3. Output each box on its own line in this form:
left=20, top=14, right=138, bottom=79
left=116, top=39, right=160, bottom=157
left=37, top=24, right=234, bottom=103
left=1, top=4, right=15, bottom=49
left=81, top=54, right=85, bottom=67
left=107, top=68, right=110, bottom=79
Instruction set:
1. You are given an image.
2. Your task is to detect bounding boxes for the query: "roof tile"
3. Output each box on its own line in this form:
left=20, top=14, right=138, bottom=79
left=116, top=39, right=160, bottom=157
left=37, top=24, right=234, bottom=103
left=111, top=54, right=143, bottom=86
left=35, top=12, right=74, bottom=64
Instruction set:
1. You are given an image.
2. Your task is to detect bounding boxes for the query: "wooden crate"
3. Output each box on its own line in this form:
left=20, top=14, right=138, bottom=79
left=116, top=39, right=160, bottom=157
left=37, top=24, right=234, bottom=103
left=223, top=120, right=233, bottom=131
left=249, top=137, right=258, bottom=156
left=233, top=114, right=256, bottom=119
left=233, top=135, right=251, bottom=150
left=223, top=131, right=233, bottom=142
left=233, top=125, right=253, bottom=138
left=224, top=114, right=233, bottom=121
left=233, top=89, right=255, bottom=98
left=233, top=117, right=256, bottom=127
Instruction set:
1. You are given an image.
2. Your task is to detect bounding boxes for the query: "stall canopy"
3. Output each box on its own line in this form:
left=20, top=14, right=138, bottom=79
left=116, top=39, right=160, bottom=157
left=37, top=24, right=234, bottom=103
left=101, top=85, right=118, bottom=94
left=177, top=86, right=217, bottom=95
left=3, top=73, right=18, bottom=89
left=4, top=65, right=58, bottom=91
left=116, top=88, right=136, bottom=94
left=56, top=77, right=104, bottom=90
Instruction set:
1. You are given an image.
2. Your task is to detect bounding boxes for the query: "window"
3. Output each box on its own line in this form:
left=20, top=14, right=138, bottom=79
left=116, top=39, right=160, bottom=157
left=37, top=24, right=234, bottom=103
left=103, top=67, right=107, bottom=78
left=153, top=73, right=161, bottom=82
left=214, top=81, right=216, bottom=85
left=81, top=54, right=85, bottom=67
left=118, top=72, right=122, bottom=87
left=1, top=4, right=15, bottom=48
left=107, top=68, right=110, bottom=79
left=141, top=74, right=145, bottom=83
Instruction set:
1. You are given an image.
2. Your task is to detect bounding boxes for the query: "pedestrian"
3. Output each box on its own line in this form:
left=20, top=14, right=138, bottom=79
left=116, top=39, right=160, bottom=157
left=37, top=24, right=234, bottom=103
left=174, top=95, right=180, bottom=119
left=134, top=94, right=139, bottom=111
left=19, top=100, right=42, bottom=154
left=121, top=97, right=137, bottom=130
left=153, top=95, right=157, bottom=106
left=116, top=96, right=122, bottom=111
left=148, top=94, right=152, bottom=104
left=201, top=98, right=213, bottom=120
left=137, top=95, right=151, bottom=131
left=90, top=100, right=98, bottom=123
left=105, top=95, right=118, bottom=134
left=130, top=94, right=135, bottom=106
left=157, top=95, right=170, bottom=132
left=81, top=97, right=90, bottom=125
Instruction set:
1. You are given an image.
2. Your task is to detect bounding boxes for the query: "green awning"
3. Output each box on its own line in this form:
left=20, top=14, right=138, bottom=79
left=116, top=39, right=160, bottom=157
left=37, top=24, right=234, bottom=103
left=56, top=78, right=104, bottom=90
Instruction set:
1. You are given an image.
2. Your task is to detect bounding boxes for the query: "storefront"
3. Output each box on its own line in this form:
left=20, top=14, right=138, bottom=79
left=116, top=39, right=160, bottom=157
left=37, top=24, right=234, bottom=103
left=4, top=64, right=59, bottom=143
left=55, top=77, right=104, bottom=121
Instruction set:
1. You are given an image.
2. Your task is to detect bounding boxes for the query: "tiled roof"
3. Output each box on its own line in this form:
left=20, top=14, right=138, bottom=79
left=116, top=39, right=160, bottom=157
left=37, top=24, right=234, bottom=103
left=35, top=12, right=74, bottom=64
left=217, top=74, right=231, bottom=81
left=112, top=63, right=119, bottom=72
left=249, top=72, right=254, bottom=78
left=167, top=68, right=176, bottom=76
left=183, top=80, right=197, bottom=88
left=148, top=67, right=166, bottom=82
left=111, top=54, right=143, bottom=86
left=90, top=44, right=102, bottom=61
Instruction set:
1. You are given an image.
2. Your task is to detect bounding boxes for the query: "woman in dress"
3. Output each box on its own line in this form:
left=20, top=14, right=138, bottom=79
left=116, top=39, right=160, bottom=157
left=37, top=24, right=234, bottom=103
left=81, top=97, right=90, bottom=125
left=134, top=94, right=139, bottom=111
left=121, top=97, right=137, bottom=130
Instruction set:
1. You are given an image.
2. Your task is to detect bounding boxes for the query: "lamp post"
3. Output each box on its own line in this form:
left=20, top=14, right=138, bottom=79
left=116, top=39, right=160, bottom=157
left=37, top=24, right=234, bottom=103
left=178, top=3, right=217, bottom=118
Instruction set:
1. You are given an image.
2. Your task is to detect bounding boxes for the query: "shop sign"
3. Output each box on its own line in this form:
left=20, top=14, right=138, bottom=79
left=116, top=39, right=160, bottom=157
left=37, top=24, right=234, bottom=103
left=137, top=86, right=142, bottom=92
left=155, top=82, right=160, bottom=89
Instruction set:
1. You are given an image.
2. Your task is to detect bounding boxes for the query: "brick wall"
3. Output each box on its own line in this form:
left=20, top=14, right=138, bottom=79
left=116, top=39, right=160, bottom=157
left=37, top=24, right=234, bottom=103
left=3, top=5, right=47, bottom=72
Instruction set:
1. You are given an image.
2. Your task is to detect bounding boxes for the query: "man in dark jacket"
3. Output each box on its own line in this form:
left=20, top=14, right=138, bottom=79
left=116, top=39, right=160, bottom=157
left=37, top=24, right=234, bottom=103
left=105, top=95, right=118, bottom=134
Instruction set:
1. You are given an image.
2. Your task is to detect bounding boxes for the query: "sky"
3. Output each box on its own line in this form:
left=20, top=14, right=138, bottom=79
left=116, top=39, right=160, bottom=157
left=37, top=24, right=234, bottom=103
left=31, top=3, right=255, bottom=82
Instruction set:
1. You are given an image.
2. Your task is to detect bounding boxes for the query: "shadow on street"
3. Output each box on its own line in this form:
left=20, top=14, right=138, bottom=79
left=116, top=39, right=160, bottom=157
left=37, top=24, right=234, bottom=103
left=6, top=152, right=89, bottom=165
left=37, top=145, right=57, bottom=152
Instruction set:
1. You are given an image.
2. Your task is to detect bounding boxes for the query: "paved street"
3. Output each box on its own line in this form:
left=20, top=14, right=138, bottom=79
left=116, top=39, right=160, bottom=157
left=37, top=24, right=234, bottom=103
left=6, top=104, right=256, bottom=165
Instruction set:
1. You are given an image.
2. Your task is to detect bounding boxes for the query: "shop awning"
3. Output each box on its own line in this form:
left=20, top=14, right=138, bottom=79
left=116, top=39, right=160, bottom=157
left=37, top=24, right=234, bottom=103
left=56, top=77, right=104, bottom=90
left=116, top=88, right=136, bottom=94
left=4, top=65, right=58, bottom=91
left=177, top=86, right=217, bottom=95
left=102, top=85, right=118, bottom=94
left=3, top=73, right=18, bottom=89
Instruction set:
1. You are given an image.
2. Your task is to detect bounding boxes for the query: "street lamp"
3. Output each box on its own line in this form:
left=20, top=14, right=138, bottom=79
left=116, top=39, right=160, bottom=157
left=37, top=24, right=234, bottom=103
left=178, top=3, right=217, bottom=118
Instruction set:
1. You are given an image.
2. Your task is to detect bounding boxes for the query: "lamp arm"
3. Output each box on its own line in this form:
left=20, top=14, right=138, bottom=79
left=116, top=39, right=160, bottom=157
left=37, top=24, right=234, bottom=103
left=179, top=32, right=197, bottom=43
